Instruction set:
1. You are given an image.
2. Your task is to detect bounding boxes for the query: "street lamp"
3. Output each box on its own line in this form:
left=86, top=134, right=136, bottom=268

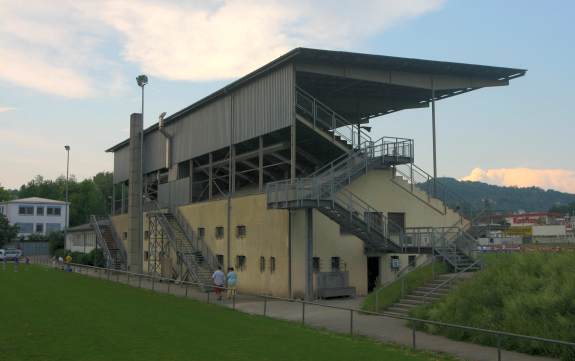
left=64, top=145, right=70, bottom=244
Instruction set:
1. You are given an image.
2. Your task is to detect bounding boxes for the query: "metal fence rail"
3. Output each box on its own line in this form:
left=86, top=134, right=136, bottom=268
left=31, top=258, right=575, bottom=361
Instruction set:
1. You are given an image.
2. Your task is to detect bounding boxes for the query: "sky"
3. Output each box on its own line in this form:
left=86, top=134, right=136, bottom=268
left=0, top=0, right=573, bottom=193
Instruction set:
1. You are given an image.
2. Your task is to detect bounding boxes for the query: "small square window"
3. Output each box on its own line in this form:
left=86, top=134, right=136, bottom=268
left=36, top=207, right=44, bottom=216
left=313, top=257, right=320, bottom=273
left=236, top=225, right=246, bottom=238
left=215, top=226, right=224, bottom=239
left=408, top=255, right=416, bottom=268
left=259, top=256, right=266, bottom=273
left=144, top=230, right=149, bottom=239
left=18, top=206, right=34, bottom=215
left=144, top=251, right=149, bottom=261
left=236, top=255, right=246, bottom=271
left=47, top=206, right=61, bottom=216
left=331, top=257, right=340, bottom=271
left=270, top=257, right=276, bottom=273
left=123, top=232, right=128, bottom=240
left=35, top=223, right=44, bottom=233
left=197, top=227, right=206, bottom=241
left=216, top=254, right=224, bottom=267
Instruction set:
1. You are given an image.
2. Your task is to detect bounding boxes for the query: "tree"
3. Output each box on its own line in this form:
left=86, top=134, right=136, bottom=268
left=0, top=183, right=13, bottom=202
left=0, top=214, right=19, bottom=248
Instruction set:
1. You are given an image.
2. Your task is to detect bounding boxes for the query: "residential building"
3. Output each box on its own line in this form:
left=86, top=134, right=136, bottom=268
left=0, top=197, right=69, bottom=238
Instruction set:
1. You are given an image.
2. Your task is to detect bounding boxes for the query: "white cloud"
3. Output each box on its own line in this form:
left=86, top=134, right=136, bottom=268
left=0, top=0, right=444, bottom=96
left=0, top=106, right=15, bottom=113
left=462, top=167, right=575, bottom=193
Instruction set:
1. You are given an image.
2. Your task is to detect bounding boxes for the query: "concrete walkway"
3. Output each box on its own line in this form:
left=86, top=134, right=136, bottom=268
left=58, top=264, right=556, bottom=361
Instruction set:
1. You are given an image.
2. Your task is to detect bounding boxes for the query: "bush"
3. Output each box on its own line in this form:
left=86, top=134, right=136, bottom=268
left=47, top=231, right=65, bottom=255
left=410, top=252, right=575, bottom=360
left=24, top=234, right=48, bottom=242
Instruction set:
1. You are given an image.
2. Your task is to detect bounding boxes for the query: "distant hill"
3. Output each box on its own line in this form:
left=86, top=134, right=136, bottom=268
left=435, top=178, right=575, bottom=212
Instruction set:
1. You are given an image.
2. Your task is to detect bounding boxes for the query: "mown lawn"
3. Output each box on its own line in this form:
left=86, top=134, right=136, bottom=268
left=0, top=265, right=455, bottom=361
left=362, top=262, right=448, bottom=312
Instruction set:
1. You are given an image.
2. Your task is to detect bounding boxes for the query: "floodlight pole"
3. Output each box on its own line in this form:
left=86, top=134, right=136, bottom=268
left=431, top=82, right=437, bottom=197
left=64, top=145, right=70, bottom=242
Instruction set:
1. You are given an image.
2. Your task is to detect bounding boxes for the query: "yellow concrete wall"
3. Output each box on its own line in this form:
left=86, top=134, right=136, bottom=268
left=111, top=213, right=152, bottom=273
left=179, top=193, right=291, bottom=297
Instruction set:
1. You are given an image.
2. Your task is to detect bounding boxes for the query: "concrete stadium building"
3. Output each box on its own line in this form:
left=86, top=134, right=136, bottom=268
left=100, top=48, right=525, bottom=299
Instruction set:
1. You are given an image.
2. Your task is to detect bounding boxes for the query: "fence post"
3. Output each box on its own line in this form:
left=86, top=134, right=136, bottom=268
left=152, top=276, right=155, bottom=291
left=412, top=321, right=417, bottom=349
left=232, top=293, right=236, bottom=310
left=185, top=284, right=189, bottom=297
left=138, top=275, right=142, bottom=288
left=375, top=289, right=379, bottom=312
left=207, top=291, right=211, bottom=304
left=107, top=268, right=110, bottom=281
left=263, top=296, right=267, bottom=316
left=349, top=309, right=354, bottom=335
left=302, top=302, right=305, bottom=325
left=127, top=273, right=130, bottom=285
left=167, top=280, right=171, bottom=294
left=497, top=334, right=502, bottom=361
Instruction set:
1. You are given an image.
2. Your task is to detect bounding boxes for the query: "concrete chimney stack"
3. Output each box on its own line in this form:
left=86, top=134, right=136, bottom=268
left=128, top=113, right=143, bottom=273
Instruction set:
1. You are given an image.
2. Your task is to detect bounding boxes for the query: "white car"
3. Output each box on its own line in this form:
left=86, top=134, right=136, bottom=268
left=0, top=249, right=22, bottom=261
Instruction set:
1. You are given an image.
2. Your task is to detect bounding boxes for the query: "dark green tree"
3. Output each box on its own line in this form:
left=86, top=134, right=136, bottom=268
left=0, top=214, right=19, bottom=248
left=0, top=183, right=13, bottom=202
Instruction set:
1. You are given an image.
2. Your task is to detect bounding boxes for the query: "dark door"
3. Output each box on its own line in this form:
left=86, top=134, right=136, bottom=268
left=388, top=212, right=406, bottom=232
left=367, top=257, right=380, bottom=292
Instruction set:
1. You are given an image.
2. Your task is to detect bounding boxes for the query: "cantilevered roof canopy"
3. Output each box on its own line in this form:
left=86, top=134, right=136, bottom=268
left=107, top=48, right=525, bottom=152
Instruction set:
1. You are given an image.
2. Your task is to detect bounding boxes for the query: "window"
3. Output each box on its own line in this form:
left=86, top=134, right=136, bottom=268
left=216, top=254, right=224, bottom=267
left=47, top=206, right=61, bottom=216
left=197, top=227, right=206, bottom=241
left=16, top=223, right=33, bottom=234
left=236, top=225, right=246, bottom=238
left=259, top=256, right=266, bottom=272
left=18, top=206, right=34, bottom=215
left=0, top=205, right=4, bottom=215
left=123, top=232, right=128, bottom=240
left=313, top=257, right=321, bottom=273
left=331, top=257, right=340, bottom=271
left=390, top=255, right=400, bottom=269
left=144, top=251, right=149, bottom=261
left=177, top=161, right=190, bottom=179
left=215, top=226, right=224, bottom=239
left=144, top=230, right=149, bottom=240
left=408, top=255, right=416, bottom=268
left=46, top=223, right=61, bottom=233
left=36, top=206, right=44, bottom=216
left=270, top=257, right=276, bottom=273
left=35, top=223, right=44, bottom=233
left=236, top=255, right=246, bottom=271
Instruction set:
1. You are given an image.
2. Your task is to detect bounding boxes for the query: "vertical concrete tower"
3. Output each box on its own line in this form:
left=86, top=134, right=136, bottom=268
left=128, top=113, right=143, bottom=273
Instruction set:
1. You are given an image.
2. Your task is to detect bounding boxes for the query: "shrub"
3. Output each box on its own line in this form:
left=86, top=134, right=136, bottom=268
left=47, top=231, right=65, bottom=255
left=410, top=252, right=575, bottom=360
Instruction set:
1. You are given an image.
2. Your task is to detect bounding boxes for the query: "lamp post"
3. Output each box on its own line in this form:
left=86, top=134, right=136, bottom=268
left=136, top=75, right=147, bottom=270
left=64, top=145, right=70, bottom=243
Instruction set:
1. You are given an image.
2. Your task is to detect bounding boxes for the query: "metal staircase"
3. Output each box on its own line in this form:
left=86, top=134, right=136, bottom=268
left=267, top=137, right=414, bottom=253
left=90, top=215, right=127, bottom=270
left=146, top=202, right=219, bottom=289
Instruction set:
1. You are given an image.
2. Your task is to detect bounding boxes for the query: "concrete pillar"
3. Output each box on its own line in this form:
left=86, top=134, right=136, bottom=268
left=305, top=208, right=314, bottom=300
left=128, top=113, right=143, bottom=273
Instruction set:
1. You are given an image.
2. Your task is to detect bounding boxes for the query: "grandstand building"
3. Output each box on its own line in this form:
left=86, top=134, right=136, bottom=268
left=100, top=48, right=525, bottom=299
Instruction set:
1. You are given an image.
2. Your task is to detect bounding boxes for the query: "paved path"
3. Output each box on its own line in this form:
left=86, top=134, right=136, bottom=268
left=55, top=264, right=556, bottom=361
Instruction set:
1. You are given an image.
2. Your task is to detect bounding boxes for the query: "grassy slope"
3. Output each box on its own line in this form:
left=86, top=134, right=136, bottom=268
left=362, top=262, right=448, bottom=312
left=410, top=253, right=575, bottom=360
left=0, top=265, right=455, bottom=361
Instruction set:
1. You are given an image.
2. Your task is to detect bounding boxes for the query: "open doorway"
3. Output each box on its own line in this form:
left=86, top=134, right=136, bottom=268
left=367, top=257, right=380, bottom=292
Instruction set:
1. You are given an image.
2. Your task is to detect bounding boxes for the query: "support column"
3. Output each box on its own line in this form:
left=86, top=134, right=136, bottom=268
left=128, top=113, right=143, bottom=274
left=431, top=80, right=437, bottom=196
left=305, top=208, right=314, bottom=300
left=258, top=136, right=264, bottom=192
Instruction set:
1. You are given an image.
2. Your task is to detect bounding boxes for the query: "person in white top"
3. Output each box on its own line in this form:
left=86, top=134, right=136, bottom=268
left=212, top=266, right=225, bottom=300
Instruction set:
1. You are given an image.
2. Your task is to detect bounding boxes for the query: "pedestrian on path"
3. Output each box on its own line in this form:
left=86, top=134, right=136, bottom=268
left=212, top=266, right=225, bottom=301
left=14, top=256, right=19, bottom=272
left=226, top=267, right=237, bottom=299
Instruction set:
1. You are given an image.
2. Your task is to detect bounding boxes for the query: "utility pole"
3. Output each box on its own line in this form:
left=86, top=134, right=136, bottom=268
left=64, top=145, right=70, bottom=243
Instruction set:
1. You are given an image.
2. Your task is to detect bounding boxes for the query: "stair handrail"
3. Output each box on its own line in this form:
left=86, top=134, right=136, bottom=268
left=89, top=215, right=113, bottom=269
left=146, top=201, right=203, bottom=281
left=296, top=86, right=371, bottom=148
left=421, top=257, right=483, bottom=303
left=106, top=215, right=127, bottom=268
left=172, top=206, right=220, bottom=271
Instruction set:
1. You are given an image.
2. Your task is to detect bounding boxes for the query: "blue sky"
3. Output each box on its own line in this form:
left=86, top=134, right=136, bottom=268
left=0, top=0, right=573, bottom=192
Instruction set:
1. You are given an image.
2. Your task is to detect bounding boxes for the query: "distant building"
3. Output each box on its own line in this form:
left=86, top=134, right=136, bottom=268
left=0, top=197, right=69, bottom=238
left=505, top=212, right=562, bottom=227
left=65, top=223, right=97, bottom=253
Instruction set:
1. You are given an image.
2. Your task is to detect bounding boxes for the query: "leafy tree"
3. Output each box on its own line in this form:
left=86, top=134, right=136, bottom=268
left=549, top=202, right=575, bottom=215
left=47, top=231, right=65, bottom=255
left=0, top=214, right=19, bottom=248
left=0, top=183, right=13, bottom=202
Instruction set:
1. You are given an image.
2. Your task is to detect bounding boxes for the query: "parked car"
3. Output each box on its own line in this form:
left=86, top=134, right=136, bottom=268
left=0, top=248, right=22, bottom=261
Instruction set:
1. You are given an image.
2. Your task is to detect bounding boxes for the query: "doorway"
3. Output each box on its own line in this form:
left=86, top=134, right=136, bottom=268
left=367, top=256, right=380, bottom=292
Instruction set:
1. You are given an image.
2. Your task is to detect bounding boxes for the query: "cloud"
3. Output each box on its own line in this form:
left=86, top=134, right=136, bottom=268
left=0, top=106, right=15, bottom=113
left=0, top=0, right=444, bottom=96
left=462, top=167, right=575, bottom=193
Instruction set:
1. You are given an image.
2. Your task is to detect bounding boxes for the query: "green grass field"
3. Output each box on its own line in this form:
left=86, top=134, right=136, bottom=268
left=0, top=265, right=455, bottom=361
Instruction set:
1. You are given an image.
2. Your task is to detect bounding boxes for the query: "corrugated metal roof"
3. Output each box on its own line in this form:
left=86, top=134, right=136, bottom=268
left=106, top=47, right=526, bottom=152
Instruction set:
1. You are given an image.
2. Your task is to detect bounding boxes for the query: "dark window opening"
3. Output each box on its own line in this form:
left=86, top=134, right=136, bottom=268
left=177, top=161, right=190, bottom=179
left=215, top=226, right=224, bottom=239
left=197, top=227, right=205, bottom=241
left=312, top=257, right=320, bottom=272
left=270, top=257, right=276, bottom=273
left=408, top=255, right=416, bottom=268
left=216, top=254, right=224, bottom=267
left=259, top=256, right=266, bottom=272
left=236, top=225, right=246, bottom=238
left=331, top=257, right=340, bottom=271
left=236, top=255, right=246, bottom=271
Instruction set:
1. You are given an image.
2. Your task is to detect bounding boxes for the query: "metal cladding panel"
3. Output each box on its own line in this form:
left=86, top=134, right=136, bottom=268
left=157, top=178, right=190, bottom=208
left=233, top=64, right=294, bottom=143
left=168, top=96, right=231, bottom=166
left=113, top=146, right=129, bottom=183
left=143, top=130, right=166, bottom=174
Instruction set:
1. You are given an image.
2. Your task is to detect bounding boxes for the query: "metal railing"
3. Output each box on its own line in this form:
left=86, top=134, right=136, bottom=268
left=420, top=258, right=483, bottom=303
left=32, top=258, right=575, bottom=361
left=89, top=215, right=115, bottom=269
left=296, top=87, right=371, bottom=149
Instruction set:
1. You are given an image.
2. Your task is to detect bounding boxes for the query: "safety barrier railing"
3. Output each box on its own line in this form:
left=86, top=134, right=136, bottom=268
left=30, top=257, right=575, bottom=361
left=89, top=215, right=114, bottom=269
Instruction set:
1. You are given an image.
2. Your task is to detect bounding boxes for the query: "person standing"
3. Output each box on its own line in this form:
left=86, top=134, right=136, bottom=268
left=64, top=254, right=72, bottom=272
left=212, top=266, right=225, bottom=301
left=226, top=267, right=237, bottom=299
